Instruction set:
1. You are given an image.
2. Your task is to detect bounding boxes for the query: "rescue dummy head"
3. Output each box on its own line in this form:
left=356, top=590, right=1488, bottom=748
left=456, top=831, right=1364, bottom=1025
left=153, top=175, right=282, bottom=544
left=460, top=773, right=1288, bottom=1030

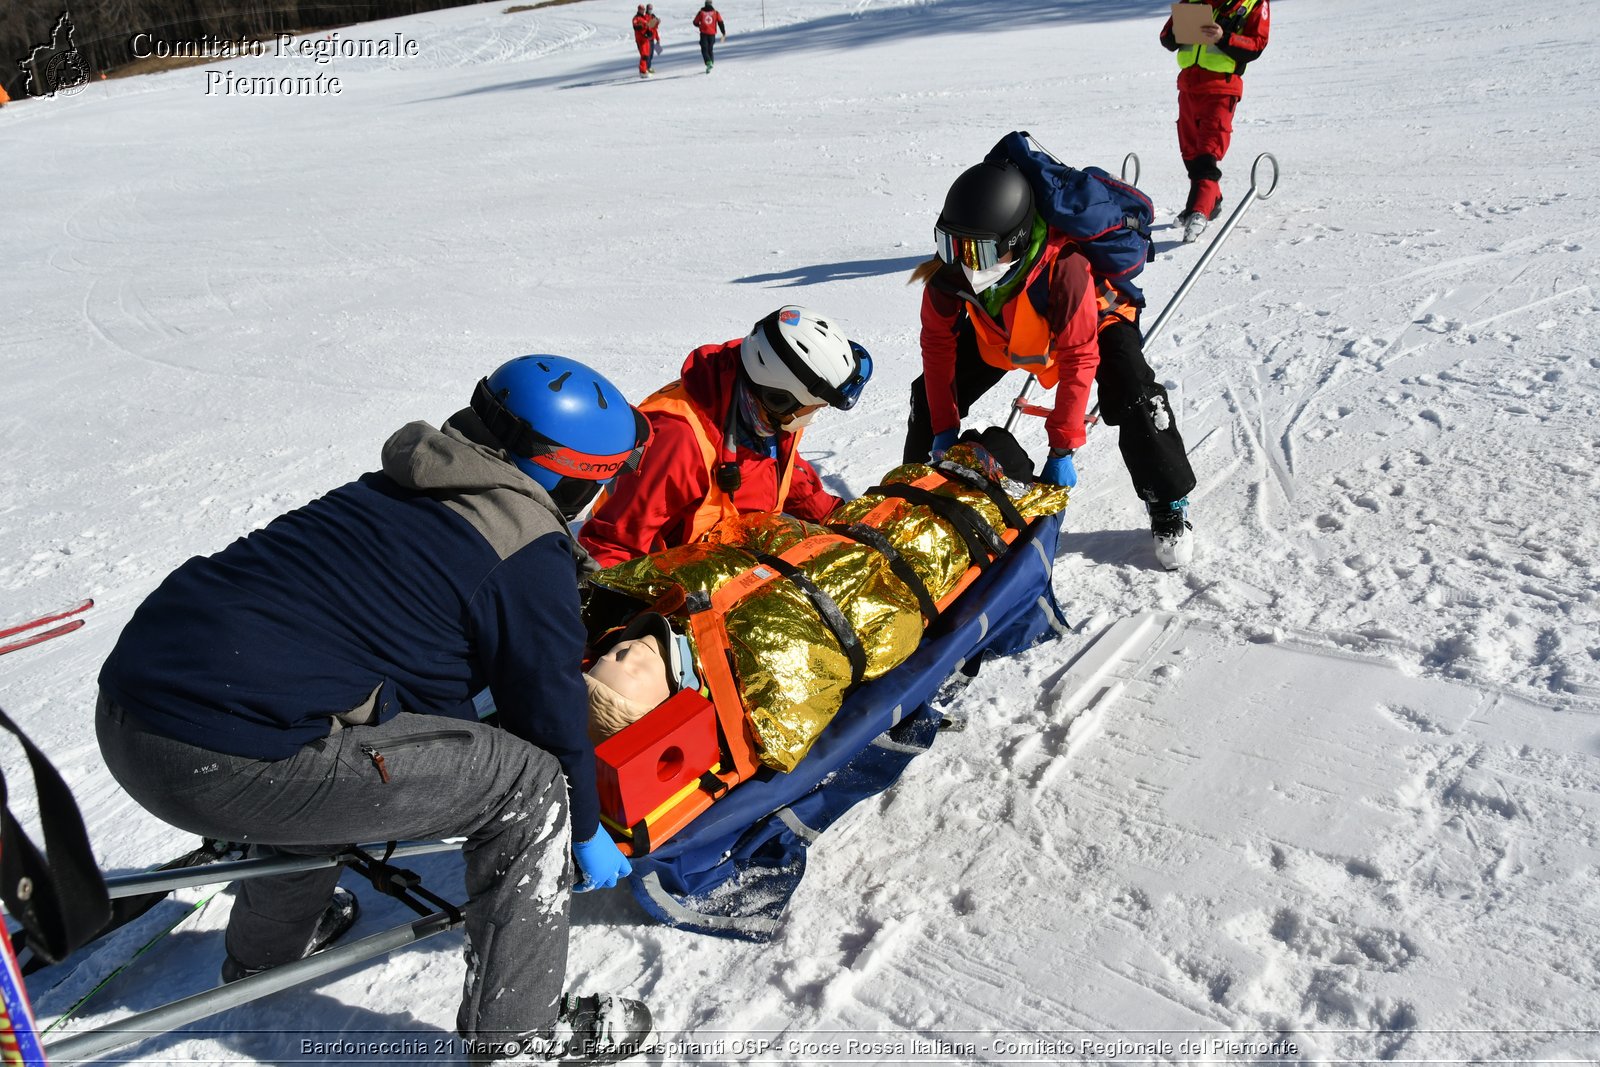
left=585, top=612, right=700, bottom=743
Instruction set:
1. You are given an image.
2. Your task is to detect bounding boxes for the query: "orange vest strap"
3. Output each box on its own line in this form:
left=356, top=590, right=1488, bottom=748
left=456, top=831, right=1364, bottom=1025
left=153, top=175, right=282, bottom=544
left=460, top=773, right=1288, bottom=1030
left=597, top=380, right=801, bottom=544
left=685, top=603, right=761, bottom=780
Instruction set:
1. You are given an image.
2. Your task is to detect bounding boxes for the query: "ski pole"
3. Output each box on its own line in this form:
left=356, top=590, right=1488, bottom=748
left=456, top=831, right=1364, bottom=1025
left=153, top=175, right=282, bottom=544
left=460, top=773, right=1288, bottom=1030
left=102, top=838, right=465, bottom=900
left=41, top=909, right=463, bottom=1064
left=1006, top=152, right=1280, bottom=431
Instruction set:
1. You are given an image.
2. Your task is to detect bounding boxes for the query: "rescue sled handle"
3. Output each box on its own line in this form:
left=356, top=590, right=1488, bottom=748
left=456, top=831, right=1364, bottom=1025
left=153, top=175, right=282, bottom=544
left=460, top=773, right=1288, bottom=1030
left=103, top=838, right=466, bottom=899
left=1004, top=152, right=1281, bottom=434
left=1139, top=152, right=1279, bottom=353
left=42, top=909, right=463, bottom=1064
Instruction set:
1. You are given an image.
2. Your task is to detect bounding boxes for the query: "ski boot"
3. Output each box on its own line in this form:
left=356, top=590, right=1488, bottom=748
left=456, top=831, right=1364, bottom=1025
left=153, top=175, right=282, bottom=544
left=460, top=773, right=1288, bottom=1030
left=705, top=61, right=713, bottom=73
left=1150, top=498, right=1194, bottom=571
left=221, top=886, right=361, bottom=984
left=1180, top=198, right=1224, bottom=243
left=472, top=994, right=654, bottom=1065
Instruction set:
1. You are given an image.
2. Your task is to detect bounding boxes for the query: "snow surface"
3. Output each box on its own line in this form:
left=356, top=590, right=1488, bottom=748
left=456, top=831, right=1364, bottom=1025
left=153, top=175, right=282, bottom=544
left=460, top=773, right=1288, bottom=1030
left=3, top=0, right=1599, bottom=1062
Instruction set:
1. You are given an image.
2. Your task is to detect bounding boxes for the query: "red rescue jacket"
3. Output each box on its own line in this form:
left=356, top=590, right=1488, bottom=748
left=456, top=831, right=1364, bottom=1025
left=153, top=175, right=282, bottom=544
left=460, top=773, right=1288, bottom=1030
left=693, top=9, right=725, bottom=36
left=579, top=340, right=840, bottom=567
left=920, top=234, right=1106, bottom=452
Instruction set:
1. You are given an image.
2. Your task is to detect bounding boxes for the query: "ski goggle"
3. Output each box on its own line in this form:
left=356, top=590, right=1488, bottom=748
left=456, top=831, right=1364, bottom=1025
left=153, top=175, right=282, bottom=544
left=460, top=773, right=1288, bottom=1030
left=547, top=475, right=608, bottom=517
left=935, top=225, right=1010, bottom=271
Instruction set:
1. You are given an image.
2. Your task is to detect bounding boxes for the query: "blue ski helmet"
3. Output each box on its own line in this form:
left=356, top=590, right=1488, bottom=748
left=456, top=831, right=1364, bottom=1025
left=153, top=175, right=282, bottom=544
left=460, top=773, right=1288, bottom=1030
left=471, top=355, right=650, bottom=518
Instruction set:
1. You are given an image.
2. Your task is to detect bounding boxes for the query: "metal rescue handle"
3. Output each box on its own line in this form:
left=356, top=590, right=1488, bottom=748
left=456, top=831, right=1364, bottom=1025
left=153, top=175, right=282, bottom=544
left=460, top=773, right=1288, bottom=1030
left=1140, top=152, right=1278, bottom=352
left=1002, top=152, right=1280, bottom=434
left=44, top=911, right=464, bottom=1063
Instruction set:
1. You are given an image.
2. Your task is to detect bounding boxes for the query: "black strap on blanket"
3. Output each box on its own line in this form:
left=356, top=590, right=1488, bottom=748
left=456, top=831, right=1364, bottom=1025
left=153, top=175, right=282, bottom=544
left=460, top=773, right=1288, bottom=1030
left=0, top=704, right=112, bottom=967
left=865, top=484, right=1007, bottom=568
left=827, top=522, right=940, bottom=626
left=933, top=460, right=1029, bottom=534
left=752, top=552, right=868, bottom=687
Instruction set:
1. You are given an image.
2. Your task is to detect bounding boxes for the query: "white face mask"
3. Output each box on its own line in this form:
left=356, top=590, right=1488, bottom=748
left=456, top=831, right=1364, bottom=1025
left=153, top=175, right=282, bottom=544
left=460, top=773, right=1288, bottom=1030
left=783, top=408, right=819, bottom=429
left=962, top=259, right=1015, bottom=293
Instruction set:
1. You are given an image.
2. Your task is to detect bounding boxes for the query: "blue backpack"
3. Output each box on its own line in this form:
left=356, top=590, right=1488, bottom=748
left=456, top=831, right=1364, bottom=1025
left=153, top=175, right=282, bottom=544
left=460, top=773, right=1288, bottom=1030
left=985, top=131, right=1155, bottom=306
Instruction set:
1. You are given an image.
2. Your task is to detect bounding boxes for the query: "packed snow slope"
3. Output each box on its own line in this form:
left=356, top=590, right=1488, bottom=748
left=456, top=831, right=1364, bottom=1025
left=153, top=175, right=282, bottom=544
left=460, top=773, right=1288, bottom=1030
left=3, top=0, right=1598, bottom=1062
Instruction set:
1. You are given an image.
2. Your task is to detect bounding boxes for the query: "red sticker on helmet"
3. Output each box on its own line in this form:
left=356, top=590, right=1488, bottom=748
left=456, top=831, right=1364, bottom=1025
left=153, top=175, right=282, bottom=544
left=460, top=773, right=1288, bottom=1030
left=778, top=308, right=800, bottom=326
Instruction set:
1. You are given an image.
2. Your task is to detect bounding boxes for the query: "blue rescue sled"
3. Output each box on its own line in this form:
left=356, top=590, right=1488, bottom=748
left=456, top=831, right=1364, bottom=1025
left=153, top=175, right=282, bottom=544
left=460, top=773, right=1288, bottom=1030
left=627, top=512, right=1069, bottom=940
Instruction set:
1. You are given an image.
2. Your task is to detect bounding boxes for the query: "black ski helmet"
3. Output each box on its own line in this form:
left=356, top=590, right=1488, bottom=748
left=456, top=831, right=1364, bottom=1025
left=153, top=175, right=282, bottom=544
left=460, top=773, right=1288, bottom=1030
left=937, top=160, right=1035, bottom=258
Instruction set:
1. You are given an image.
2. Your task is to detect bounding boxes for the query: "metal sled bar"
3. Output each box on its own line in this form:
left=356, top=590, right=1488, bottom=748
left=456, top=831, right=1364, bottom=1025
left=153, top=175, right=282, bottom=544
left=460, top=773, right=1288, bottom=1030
left=1141, top=152, right=1279, bottom=353
left=103, top=838, right=465, bottom=900
left=1004, top=152, right=1280, bottom=433
left=42, top=909, right=463, bottom=1063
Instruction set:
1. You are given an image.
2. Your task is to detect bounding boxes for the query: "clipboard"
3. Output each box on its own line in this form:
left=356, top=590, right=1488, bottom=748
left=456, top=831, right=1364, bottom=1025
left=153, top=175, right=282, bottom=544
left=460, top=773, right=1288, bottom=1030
left=1171, top=3, right=1218, bottom=46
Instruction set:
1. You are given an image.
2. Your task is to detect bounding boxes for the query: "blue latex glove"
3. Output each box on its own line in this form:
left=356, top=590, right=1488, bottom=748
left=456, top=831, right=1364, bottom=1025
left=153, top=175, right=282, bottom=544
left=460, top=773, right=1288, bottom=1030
left=1039, top=450, right=1078, bottom=488
left=572, top=828, right=631, bottom=892
left=929, top=429, right=959, bottom=460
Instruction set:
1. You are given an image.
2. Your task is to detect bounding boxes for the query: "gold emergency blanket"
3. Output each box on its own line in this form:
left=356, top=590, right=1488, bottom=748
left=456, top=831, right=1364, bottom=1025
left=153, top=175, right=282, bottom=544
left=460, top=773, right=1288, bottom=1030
left=589, top=444, right=1071, bottom=772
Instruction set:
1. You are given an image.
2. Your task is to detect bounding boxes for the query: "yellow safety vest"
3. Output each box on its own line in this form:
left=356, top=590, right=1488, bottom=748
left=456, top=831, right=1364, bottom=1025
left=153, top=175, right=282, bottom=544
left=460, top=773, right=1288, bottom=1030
left=590, top=380, right=799, bottom=546
left=1175, top=0, right=1261, bottom=75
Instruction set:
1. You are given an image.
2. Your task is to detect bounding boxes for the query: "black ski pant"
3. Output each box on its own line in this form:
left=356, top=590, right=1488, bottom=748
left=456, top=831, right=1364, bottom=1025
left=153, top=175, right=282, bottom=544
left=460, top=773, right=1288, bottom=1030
left=96, top=695, right=571, bottom=1047
left=699, top=34, right=716, bottom=65
left=902, top=315, right=1196, bottom=506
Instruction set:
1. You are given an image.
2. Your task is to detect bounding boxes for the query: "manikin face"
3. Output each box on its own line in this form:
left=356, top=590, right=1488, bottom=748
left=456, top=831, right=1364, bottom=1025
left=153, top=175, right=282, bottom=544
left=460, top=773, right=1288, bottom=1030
left=587, top=634, right=671, bottom=709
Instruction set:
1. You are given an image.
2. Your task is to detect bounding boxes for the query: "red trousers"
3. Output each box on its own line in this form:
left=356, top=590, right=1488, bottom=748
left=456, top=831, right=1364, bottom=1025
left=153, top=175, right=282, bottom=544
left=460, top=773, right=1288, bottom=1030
left=1176, top=84, right=1241, bottom=218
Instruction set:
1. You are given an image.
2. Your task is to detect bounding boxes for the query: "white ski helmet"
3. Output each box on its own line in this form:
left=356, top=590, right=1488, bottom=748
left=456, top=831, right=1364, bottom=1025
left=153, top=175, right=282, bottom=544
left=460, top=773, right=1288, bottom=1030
left=739, top=306, right=873, bottom=414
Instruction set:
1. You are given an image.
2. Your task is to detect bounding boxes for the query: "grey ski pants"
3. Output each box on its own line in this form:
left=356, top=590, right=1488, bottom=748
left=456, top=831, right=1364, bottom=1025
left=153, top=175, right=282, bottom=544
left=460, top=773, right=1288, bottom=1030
left=96, top=694, right=571, bottom=1044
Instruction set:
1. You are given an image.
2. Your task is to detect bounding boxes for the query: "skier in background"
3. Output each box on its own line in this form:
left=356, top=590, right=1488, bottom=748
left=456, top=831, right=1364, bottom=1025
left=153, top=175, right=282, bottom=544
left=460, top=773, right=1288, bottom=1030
left=579, top=306, right=871, bottom=566
left=693, top=1, right=726, bottom=73
left=1160, top=0, right=1271, bottom=242
left=903, top=160, right=1199, bottom=570
left=631, top=3, right=653, bottom=78
left=95, top=356, right=654, bottom=1064
left=646, top=4, right=661, bottom=74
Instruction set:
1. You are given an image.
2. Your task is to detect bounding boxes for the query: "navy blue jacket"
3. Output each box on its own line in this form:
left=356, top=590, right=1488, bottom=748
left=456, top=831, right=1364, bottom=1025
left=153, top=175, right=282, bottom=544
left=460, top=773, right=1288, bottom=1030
left=99, top=412, right=602, bottom=837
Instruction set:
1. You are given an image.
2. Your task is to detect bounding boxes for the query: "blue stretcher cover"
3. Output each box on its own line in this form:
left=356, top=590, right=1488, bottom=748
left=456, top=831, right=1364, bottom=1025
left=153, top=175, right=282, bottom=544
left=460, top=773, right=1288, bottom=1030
left=627, top=512, right=1069, bottom=940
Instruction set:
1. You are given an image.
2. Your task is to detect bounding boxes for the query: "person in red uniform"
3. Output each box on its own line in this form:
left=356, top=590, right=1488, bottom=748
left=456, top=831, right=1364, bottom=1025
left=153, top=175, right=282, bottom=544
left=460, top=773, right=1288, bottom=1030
left=1160, top=0, right=1271, bottom=237
left=580, top=307, right=872, bottom=567
left=903, top=160, right=1199, bottom=570
left=631, top=4, right=653, bottom=78
left=645, top=4, right=661, bottom=73
left=692, top=1, right=726, bottom=73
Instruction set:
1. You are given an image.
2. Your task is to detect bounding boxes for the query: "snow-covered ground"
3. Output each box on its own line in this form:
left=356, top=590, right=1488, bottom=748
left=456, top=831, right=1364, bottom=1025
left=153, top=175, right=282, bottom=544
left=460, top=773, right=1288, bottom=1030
left=3, top=0, right=1599, bottom=1062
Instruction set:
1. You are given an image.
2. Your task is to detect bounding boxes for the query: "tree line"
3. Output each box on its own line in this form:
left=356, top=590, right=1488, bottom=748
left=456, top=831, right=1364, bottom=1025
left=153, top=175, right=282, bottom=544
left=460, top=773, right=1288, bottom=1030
left=3, top=0, right=477, bottom=98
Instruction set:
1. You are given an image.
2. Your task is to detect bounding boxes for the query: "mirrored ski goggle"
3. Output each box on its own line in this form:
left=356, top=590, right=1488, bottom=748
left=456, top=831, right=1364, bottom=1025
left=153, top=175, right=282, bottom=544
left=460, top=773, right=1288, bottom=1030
left=935, top=226, right=1007, bottom=271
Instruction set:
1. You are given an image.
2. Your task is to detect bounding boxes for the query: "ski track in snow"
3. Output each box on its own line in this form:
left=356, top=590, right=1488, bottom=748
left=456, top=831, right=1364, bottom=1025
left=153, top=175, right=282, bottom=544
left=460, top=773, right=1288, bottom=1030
left=3, top=0, right=1600, bottom=1063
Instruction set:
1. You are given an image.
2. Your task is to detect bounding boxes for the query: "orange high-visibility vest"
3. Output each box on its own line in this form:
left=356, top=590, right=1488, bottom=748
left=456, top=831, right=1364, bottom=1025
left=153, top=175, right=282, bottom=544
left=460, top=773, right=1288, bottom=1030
left=968, top=257, right=1074, bottom=388
left=592, top=380, right=800, bottom=545
left=969, top=259, right=1134, bottom=390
